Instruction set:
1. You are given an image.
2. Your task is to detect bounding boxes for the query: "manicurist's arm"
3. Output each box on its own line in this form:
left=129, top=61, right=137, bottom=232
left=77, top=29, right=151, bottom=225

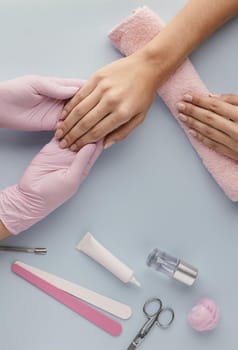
left=55, top=0, right=238, bottom=150
left=0, top=220, right=11, bottom=240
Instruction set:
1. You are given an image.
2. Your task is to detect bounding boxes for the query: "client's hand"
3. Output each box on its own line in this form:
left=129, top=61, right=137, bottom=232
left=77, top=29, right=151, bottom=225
left=0, top=75, right=84, bottom=131
left=0, top=139, right=102, bottom=234
left=177, top=93, right=238, bottom=161
left=55, top=55, right=158, bottom=151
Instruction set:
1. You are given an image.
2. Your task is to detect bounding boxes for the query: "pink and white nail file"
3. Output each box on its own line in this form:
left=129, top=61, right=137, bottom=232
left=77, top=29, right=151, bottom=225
left=12, top=261, right=127, bottom=336
left=12, top=261, right=131, bottom=319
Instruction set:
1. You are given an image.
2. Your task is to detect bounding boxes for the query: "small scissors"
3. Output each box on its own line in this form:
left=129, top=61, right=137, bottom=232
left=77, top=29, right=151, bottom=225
left=127, top=297, right=174, bottom=349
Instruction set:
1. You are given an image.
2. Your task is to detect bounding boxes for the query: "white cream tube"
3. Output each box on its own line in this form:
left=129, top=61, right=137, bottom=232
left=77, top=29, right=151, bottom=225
left=77, top=232, right=140, bottom=287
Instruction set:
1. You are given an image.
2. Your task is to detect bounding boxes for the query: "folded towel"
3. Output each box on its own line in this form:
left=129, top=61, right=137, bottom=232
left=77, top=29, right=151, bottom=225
left=109, top=6, right=238, bottom=201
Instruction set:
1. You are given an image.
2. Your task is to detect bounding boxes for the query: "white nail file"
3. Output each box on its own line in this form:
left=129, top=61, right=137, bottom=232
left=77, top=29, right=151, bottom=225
left=15, top=261, right=132, bottom=320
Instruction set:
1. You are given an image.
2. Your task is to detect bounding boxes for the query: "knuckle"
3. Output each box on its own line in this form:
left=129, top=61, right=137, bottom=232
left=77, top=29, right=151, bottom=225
left=74, top=105, right=83, bottom=115
left=98, top=79, right=111, bottom=93
left=203, top=137, right=217, bottom=150
left=192, top=95, right=201, bottom=105
left=90, top=128, right=101, bottom=140
left=184, top=103, right=194, bottom=115
left=209, top=101, right=220, bottom=112
left=117, top=106, right=129, bottom=121
left=203, top=125, right=213, bottom=138
left=94, top=70, right=106, bottom=82
left=196, top=132, right=203, bottom=142
left=105, top=93, right=117, bottom=106
left=186, top=116, right=193, bottom=127
left=79, top=119, right=90, bottom=131
left=205, top=113, right=214, bottom=123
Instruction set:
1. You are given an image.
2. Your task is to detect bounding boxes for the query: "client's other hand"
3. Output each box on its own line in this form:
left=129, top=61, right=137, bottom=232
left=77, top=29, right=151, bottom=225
left=177, top=94, right=238, bottom=161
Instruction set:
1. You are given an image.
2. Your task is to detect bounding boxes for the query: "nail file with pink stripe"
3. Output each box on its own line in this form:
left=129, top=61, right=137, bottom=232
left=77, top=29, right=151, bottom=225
left=13, top=261, right=131, bottom=319
left=12, top=261, right=125, bottom=336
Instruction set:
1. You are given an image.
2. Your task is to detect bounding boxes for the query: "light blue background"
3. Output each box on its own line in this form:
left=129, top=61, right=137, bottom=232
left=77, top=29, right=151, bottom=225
left=0, top=1, right=238, bottom=349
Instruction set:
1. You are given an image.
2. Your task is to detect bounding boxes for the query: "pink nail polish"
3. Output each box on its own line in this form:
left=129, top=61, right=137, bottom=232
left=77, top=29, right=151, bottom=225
left=184, top=94, right=193, bottom=102
left=55, top=129, right=63, bottom=139
left=178, top=114, right=187, bottom=122
left=176, top=102, right=185, bottom=111
left=59, top=139, right=67, bottom=148
left=70, top=144, right=77, bottom=152
left=61, top=110, right=67, bottom=119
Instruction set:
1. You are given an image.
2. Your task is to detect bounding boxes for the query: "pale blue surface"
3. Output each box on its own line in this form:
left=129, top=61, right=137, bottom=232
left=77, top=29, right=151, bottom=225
left=0, top=1, right=238, bottom=349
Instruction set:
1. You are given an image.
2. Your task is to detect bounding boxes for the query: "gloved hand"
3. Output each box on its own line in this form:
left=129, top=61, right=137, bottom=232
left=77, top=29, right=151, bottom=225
left=0, top=75, right=84, bottom=131
left=0, top=139, right=102, bottom=234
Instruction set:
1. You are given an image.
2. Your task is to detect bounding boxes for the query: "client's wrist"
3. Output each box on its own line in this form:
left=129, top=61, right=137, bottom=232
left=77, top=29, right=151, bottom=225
left=134, top=43, right=176, bottom=89
left=129, top=50, right=164, bottom=91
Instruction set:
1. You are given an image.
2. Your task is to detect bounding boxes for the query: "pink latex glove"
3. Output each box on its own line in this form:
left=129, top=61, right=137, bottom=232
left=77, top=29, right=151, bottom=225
left=0, top=75, right=84, bottom=131
left=0, top=139, right=102, bottom=234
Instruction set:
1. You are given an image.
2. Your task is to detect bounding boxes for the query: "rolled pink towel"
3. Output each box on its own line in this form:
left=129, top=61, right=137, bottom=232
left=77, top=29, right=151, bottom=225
left=109, top=6, right=238, bottom=201
left=188, top=298, right=220, bottom=331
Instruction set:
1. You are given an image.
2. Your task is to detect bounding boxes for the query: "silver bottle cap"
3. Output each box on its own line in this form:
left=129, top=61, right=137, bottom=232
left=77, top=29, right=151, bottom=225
left=173, top=260, right=198, bottom=286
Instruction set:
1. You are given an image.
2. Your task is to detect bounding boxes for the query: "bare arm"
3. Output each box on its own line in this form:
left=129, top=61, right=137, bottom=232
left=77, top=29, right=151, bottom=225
left=0, top=220, right=11, bottom=240
left=139, top=0, right=238, bottom=85
left=56, top=0, right=238, bottom=150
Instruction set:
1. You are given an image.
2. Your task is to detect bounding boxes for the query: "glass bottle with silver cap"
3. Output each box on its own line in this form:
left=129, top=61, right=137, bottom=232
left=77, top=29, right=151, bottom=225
left=146, top=248, right=198, bottom=286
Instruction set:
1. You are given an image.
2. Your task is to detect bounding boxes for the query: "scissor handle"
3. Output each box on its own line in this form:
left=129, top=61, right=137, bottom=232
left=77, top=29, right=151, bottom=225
left=156, top=307, right=175, bottom=328
left=143, top=298, right=162, bottom=318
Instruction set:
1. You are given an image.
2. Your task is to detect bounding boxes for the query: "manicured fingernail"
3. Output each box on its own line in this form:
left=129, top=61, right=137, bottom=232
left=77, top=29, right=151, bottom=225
left=176, top=102, right=185, bottom=111
left=184, top=94, right=192, bottom=102
left=70, top=144, right=77, bottom=151
left=188, top=129, right=197, bottom=137
left=179, top=113, right=187, bottom=122
left=61, top=110, right=67, bottom=119
left=59, top=139, right=67, bottom=148
left=55, top=129, right=63, bottom=139
left=104, top=141, right=115, bottom=149
left=56, top=121, right=63, bottom=129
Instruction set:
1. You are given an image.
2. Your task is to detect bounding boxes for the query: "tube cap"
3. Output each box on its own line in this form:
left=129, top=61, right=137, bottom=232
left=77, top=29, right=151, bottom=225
left=173, top=260, right=198, bottom=286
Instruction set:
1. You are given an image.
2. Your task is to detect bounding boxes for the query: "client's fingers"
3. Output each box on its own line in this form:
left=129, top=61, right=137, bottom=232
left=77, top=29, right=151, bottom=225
left=177, top=101, right=238, bottom=139
left=183, top=94, right=238, bottom=122
left=189, top=130, right=238, bottom=162
left=61, top=79, right=97, bottom=120
left=55, top=87, right=102, bottom=142
left=104, top=113, right=145, bottom=148
left=220, top=94, right=238, bottom=106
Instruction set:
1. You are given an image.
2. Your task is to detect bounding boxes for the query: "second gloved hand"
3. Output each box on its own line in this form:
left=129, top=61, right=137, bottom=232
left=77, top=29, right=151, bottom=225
left=0, top=139, right=102, bottom=234
left=0, top=75, right=84, bottom=131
